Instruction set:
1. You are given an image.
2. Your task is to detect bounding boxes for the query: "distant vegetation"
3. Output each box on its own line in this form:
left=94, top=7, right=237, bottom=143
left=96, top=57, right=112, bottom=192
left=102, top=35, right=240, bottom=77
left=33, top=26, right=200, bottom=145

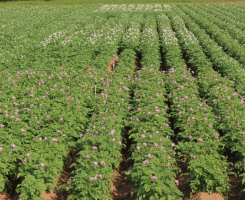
left=1, top=0, right=245, bottom=8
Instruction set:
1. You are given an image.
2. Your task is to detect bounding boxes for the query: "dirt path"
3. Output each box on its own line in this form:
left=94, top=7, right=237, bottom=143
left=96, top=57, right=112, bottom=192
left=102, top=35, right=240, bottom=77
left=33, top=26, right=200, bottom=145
left=107, top=55, right=119, bottom=72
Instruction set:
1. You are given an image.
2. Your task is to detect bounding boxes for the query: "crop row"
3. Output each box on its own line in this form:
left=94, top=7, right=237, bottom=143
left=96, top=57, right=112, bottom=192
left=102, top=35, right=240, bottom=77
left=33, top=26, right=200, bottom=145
left=172, top=4, right=245, bottom=95
left=168, top=6, right=245, bottom=194
left=158, top=12, right=230, bottom=196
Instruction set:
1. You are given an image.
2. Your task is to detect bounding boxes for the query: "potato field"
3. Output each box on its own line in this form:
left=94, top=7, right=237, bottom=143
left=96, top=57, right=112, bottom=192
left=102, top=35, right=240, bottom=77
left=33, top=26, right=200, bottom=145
left=0, top=3, right=245, bottom=200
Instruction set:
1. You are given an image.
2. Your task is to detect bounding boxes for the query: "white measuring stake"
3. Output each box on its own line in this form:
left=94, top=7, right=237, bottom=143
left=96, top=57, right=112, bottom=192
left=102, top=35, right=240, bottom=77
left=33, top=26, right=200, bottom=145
left=95, top=80, right=97, bottom=98
left=113, top=52, right=115, bottom=70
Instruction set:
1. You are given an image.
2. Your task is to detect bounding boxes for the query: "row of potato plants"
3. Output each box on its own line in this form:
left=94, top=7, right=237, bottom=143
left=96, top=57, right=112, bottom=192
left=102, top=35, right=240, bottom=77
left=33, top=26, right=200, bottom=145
left=174, top=5, right=245, bottom=96
left=169, top=7, right=245, bottom=194
left=60, top=68, right=132, bottom=199
left=123, top=12, right=183, bottom=198
left=127, top=66, right=183, bottom=199
left=195, top=4, right=245, bottom=45
left=211, top=4, right=245, bottom=26
left=89, top=13, right=129, bottom=70
left=207, top=4, right=245, bottom=31
left=0, top=67, right=104, bottom=199
left=157, top=12, right=230, bottom=197
left=179, top=4, right=245, bottom=66
left=0, top=6, right=101, bottom=72
left=94, top=4, right=171, bottom=13
left=121, top=12, right=144, bottom=52
left=139, top=13, right=161, bottom=69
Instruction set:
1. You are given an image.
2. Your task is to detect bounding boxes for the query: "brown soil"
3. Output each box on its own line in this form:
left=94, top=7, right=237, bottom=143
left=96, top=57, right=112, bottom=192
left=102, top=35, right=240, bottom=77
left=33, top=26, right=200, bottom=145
left=175, top=155, right=245, bottom=200
left=40, top=147, right=77, bottom=200
left=159, top=55, right=168, bottom=72
left=133, top=54, right=141, bottom=72
left=110, top=138, right=135, bottom=200
left=191, top=192, right=224, bottom=200
left=107, top=55, right=119, bottom=72
left=110, top=168, right=135, bottom=200
left=0, top=193, right=19, bottom=200
left=0, top=147, right=77, bottom=200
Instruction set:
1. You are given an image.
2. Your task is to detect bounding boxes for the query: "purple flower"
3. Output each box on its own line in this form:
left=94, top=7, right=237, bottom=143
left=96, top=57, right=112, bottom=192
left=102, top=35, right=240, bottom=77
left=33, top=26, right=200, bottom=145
left=147, top=154, right=153, bottom=159
left=109, top=130, right=115, bottom=136
left=99, top=174, right=102, bottom=178
left=151, top=176, right=157, bottom=180
left=227, top=96, right=231, bottom=100
left=203, top=117, right=207, bottom=121
left=189, top=136, right=193, bottom=139
left=143, top=160, right=149, bottom=165
left=142, top=143, right=147, bottom=147
left=93, top=162, right=98, bottom=166
left=136, top=146, right=140, bottom=151
left=118, top=141, right=122, bottom=145
left=100, top=161, right=105, bottom=165
left=21, top=129, right=25, bottom=133
left=193, top=156, right=196, bottom=160
left=171, top=143, right=174, bottom=148
left=52, top=138, right=58, bottom=142
left=167, top=163, right=171, bottom=167
left=85, top=154, right=90, bottom=159
left=89, top=177, right=94, bottom=182
left=10, top=144, right=16, bottom=148
left=168, top=156, right=171, bottom=160
left=175, top=180, right=179, bottom=185
left=149, top=135, right=153, bottom=139
left=197, top=139, right=203, bottom=143
left=40, top=163, right=45, bottom=168
left=189, top=107, right=193, bottom=112
left=240, top=132, right=245, bottom=135
left=153, top=143, right=159, bottom=148
left=0, top=147, right=4, bottom=152
left=112, top=138, right=116, bottom=142
left=91, top=146, right=98, bottom=150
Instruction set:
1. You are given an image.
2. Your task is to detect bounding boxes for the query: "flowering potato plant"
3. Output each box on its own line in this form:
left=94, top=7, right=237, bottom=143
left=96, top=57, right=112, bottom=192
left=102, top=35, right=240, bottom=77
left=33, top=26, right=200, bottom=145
left=157, top=13, right=230, bottom=196
left=0, top=68, right=106, bottom=199
left=179, top=4, right=245, bottom=65
left=127, top=67, right=183, bottom=199
left=60, top=70, right=131, bottom=199
left=175, top=5, right=245, bottom=94
left=167, top=7, right=244, bottom=195
left=121, top=12, right=143, bottom=52
left=139, top=13, right=161, bottom=69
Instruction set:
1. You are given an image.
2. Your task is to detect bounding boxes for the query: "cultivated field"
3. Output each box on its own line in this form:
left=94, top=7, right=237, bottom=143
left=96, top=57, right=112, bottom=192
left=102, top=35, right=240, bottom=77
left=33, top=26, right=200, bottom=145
left=0, top=3, right=245, bottom=200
